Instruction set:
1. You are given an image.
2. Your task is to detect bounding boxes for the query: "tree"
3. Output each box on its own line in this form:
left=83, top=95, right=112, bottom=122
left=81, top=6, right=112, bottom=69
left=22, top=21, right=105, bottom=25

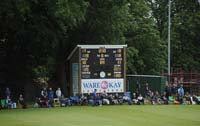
left=147, top=0, right=200, bottom=72
left=126, top=0, right=166, bottom=75
left=171, top=0, right=200, bottom=71
left=0, top=0, right=88, bottom=96
left=68, top=0, right=131, bottom=45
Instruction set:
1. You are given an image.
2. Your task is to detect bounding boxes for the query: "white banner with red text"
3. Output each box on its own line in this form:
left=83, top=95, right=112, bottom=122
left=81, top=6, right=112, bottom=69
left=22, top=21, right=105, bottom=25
left=81, top=79, right=124, bottom=93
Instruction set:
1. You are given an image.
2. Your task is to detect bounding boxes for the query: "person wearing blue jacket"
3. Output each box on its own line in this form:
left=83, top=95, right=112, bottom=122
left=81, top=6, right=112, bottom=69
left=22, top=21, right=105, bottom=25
left=178, top=84, right=184, bottom=104
left=48, top=88, right=54, bottom=107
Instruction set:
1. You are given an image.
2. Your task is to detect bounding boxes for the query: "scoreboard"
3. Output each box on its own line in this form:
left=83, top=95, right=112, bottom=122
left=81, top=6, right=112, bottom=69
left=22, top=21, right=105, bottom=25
left=79, top=45, right=126, bottom=93
left=81, top=48, right=124, bottom=79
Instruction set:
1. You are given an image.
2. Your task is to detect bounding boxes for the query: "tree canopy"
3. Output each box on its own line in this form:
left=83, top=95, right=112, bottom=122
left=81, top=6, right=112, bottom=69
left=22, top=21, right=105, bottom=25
left=0, top=0, right=199, bottom=96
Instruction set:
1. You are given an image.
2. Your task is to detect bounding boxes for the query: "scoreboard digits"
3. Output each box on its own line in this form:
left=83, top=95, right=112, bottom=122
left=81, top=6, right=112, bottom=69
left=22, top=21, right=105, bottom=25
left=81, top=48, right=124, bottom=79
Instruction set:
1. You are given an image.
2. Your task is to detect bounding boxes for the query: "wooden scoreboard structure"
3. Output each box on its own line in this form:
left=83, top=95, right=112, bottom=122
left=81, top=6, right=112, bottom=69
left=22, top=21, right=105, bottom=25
left=67, top=45, right=127, bottom=95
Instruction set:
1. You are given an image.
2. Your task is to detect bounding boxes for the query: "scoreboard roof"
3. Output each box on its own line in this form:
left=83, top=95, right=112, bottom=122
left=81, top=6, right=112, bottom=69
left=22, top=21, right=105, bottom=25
left=77, top=44, right=127, bottom=49
left=67, top=44, right=127, bottom=60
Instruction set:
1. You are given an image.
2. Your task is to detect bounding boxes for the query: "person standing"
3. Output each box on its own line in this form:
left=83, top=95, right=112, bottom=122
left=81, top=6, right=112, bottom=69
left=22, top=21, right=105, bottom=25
left=48, top=88, right=54, bottom=107
left=165, top=83, right=172, bottom=99
left=144, top=82, right=150, bottom=98
left=41, top=88, right=48, bottom=99
left=40, top=88, right=48, bottom=107
left=136, top=81, right=141, bottom=94
left=92, top=89, right=97, bottom=106
left=56, top=88, right=62, bottom=98
left=56, top=87, right=62, bottom=105
left=178, top=84, right=184, bottom=104
left=5, top=88, right=11, bottom=97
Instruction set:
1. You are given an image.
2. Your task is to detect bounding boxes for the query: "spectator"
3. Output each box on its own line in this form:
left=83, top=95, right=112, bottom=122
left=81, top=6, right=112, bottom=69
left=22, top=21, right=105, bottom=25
left=108, top=94, right=114, bottom=105
left=165, top=83, right=171, bottom=98
left=60, top=94, right=71, bottom=107
left=33, top=97, right=39, bottom=108
left=70, top=94, right=80, bottom=105
left=18, top=94, right=27, bottom=109
left=144, top=83, right=150, bottom=98
left=161, top=91, right=169, bottom=104
left=56, top=87, right=62, bottom=105
left=178, top=84, right=184, bottom=104
left=41, top=88, right=48, bottom=99
left=154, top=91, right=161, bottom=105
left=6, top=96, right=16, bottom=109
left=136, top=81, right=141, bottom=94
left=118, top=94, right=124, bottom=105
left=92, top=89, right=97, bottom=106
left=56, top=88, right=62, bottom=98
left=171, top=83, right=177, bottom=96
left=192, top=94, right=200, bottom=105
left=185, top=92, right=192, bottom=104
left=87, top=93, right=94, bottom=106
left=113, top=93, right=119, bottom=105
left=96, top=93, right=102, bottom=106
left=150, top=91, right=156, bottom=105
left=101, top=90, right=110, bottom=105
left=137, top=94, right=144, bottom=105
left=132, top=92, right=138, bottom=104
left=48, top=88, right=54, bottom=107
left=36, top=97, right=47, bottom=108
left=80, top=93, right=87, bottom=105
left=5, top=88, right=11, bottom=97
left=92, top=89, right=97, bottom=98
left=123, top=92, right=132, bottom=105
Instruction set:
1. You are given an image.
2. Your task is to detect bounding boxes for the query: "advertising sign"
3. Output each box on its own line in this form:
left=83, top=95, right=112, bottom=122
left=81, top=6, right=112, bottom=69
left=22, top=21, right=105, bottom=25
left=81, top=79, right=124, bottom=93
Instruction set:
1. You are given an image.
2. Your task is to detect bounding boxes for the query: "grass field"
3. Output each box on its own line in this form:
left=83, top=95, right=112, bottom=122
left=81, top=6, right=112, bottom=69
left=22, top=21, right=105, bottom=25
left=0, top=105, right=200, bottom=126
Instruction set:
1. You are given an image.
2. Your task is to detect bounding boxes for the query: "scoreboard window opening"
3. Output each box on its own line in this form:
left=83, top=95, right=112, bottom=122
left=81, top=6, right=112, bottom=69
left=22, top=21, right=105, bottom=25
left=115, top=54, right=121, bottom=58
left=117, top=60, right=122, bottom=64
left=100, top=60, right=105, bottom=65
left=82, top=54, right=89, bottom=58
left=82, top=74, right=90, bottom=79
left=114, top=73, right=122, bottom=78
left=118, top=49, right=122, bottom=53
left=82, top=60, right=87, bottom=64
left=98, top=48, right=106, bottom=53
left=114, top=66, right=121, bottom=72
left=82, top=49, right=87, bottom=53
left=82, top=67, right=89, bottom=72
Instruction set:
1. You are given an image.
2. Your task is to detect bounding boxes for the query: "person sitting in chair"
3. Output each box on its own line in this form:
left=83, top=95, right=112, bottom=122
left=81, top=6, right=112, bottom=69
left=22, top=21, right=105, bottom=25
left=6, top=96, right=16, bottom=109
left=137, top=94, right=144, bottom=105
left=18, top=94, right=27, bottom=109
left=132, top=92, right=138, bottom=104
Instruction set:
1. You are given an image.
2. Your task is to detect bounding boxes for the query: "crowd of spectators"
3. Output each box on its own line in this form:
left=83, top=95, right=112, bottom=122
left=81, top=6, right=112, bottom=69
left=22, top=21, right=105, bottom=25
left=0, top=87, right=26, bottom=109
left=130, top=82, right=200, bottom=105
left=33, top=88, right=132, bottom=108
left=1, top=83, right=200, bottom=110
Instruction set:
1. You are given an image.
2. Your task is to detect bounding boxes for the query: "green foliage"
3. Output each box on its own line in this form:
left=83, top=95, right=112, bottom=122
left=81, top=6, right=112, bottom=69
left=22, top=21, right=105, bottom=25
left=126, top=47, right=139, bottom=74
left=171, top=0, right=200, bottom=71
left=0, top=0, right=88, bottom=85
left=147, top=0, right=200, bottom=72
left=126, top=0, right=166, bottom=75
left=55, top=0, right=88, bottom=29
left=0, top=0, right=199, bottom=90
left=68, top=0, right=131, bottom=44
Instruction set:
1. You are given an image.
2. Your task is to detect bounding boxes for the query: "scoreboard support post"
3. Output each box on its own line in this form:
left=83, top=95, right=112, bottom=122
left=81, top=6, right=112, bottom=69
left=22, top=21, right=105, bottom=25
left=123, top=47, right=126, bottom=93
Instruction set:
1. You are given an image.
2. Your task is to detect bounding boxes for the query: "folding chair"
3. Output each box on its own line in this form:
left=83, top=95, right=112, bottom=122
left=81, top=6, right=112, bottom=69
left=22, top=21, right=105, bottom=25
left=1, top=99, right=8, bottom=109
left=53, top=98, right=60, bottom=107
left=168, top=96, right=175, bottom=104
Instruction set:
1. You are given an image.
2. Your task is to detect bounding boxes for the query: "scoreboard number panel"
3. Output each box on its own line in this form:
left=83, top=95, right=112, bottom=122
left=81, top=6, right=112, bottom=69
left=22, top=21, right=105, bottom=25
left=81, top=48, right=124, bottom=79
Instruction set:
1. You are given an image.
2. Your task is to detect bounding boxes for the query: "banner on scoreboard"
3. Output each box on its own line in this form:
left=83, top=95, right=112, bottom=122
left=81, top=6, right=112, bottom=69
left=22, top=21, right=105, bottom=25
left=81, top=79, right=124, bottom=93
